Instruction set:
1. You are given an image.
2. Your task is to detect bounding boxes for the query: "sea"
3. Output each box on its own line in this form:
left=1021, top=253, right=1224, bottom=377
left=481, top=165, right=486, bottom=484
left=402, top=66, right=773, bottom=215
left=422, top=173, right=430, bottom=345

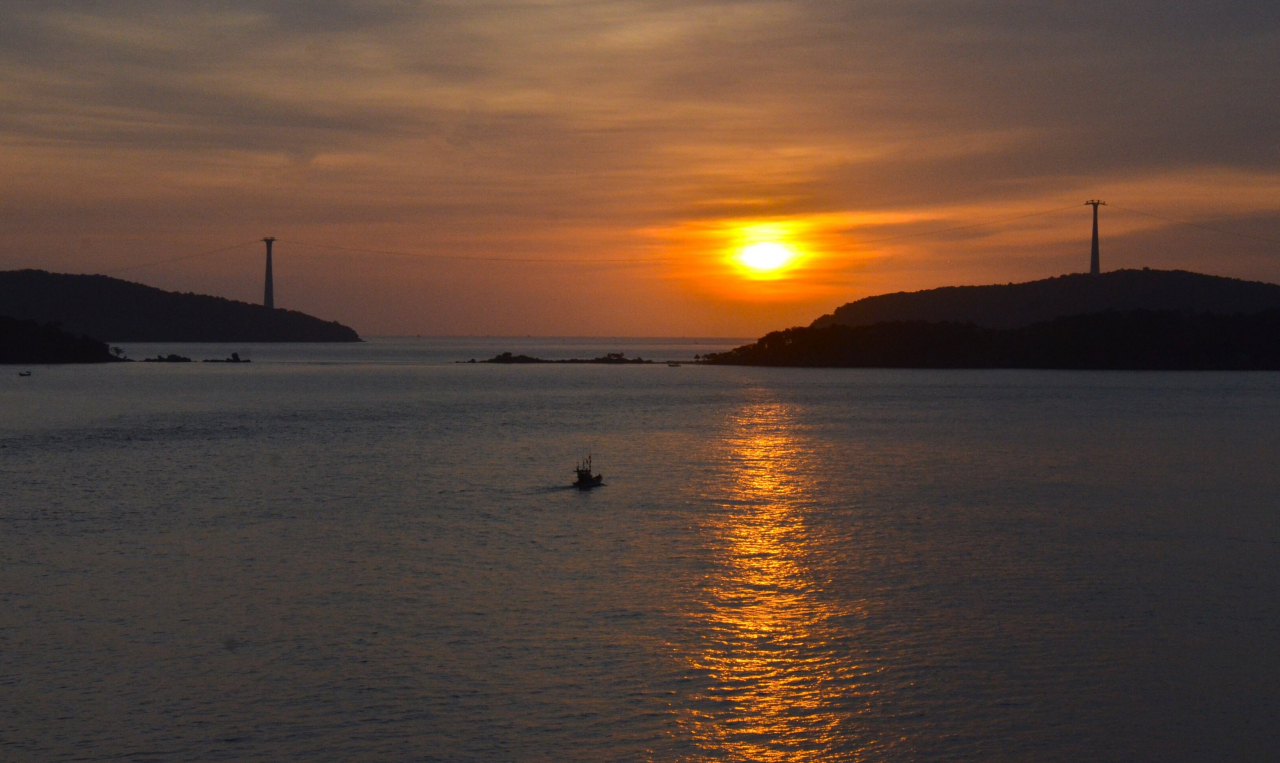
left=3, top=337, right=1279, bottom=762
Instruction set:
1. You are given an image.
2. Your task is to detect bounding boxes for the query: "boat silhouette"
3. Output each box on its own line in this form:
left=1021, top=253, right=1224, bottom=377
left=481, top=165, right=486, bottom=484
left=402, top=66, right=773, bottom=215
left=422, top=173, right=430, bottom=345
left=573, top=455, right=603, bottom=489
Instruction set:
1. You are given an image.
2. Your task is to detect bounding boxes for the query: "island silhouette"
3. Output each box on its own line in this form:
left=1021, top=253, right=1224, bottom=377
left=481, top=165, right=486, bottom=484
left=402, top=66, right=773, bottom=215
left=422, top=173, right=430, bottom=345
left=472, top=352, right=653, bottom=364
left=0, top=270, right=360, bottom=343
left=1, top=316, right=125, bottom=364
left=708, top=269, right=1280, bottom=370
left=811, top=269, right=1280, bottom=329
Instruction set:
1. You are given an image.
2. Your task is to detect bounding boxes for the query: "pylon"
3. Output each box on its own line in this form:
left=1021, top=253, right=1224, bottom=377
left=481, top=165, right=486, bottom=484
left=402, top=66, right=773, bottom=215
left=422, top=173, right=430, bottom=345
left=1085, top=201, right=1105, bottom=274
left=263, top=237, right=276, bottom=309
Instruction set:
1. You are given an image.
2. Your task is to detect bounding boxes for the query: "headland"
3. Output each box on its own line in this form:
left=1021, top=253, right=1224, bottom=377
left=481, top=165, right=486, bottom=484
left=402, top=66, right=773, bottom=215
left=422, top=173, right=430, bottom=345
left=811, top=269, right=1280, bottom=329
left=0, top=316, right=125, bottom=364
left=709, top=269, right=1280, bottom=369
left=0, top=270, right=360, bottom=343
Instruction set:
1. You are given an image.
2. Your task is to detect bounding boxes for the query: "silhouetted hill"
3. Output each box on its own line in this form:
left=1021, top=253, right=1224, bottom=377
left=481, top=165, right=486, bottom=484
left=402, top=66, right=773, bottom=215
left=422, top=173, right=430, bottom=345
left=0, top=270, right=360, bottom=342
left=1, top=316, right=123, bottom=364
left=706, top=310, right=1280, bottom=369
left=812, top=270, right=1280, bottom=329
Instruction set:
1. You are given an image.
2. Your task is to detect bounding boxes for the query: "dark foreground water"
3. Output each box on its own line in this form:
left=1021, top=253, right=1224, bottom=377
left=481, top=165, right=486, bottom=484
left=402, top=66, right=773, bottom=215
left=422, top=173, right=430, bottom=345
left=3, top=338, right=1279, bottom=762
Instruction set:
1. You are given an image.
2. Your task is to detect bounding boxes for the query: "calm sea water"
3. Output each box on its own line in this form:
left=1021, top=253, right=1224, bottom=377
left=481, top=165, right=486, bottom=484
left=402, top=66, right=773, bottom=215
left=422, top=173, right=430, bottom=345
left=3, top=338, right=1279, bottom=762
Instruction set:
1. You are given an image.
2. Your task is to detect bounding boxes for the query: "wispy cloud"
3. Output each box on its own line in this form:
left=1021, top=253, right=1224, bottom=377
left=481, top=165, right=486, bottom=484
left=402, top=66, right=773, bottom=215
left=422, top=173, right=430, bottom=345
left=2, top=0, right=1278, bottom=334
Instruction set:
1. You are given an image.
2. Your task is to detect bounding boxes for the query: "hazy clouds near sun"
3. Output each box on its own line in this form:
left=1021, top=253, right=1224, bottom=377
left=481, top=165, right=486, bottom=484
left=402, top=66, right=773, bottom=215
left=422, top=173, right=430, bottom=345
left=3, top=1, right=1278, bottom=335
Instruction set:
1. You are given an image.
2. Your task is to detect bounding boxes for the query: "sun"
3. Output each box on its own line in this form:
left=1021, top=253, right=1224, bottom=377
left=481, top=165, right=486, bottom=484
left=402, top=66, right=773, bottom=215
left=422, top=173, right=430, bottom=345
left=737, top=242, right=795, bottom=274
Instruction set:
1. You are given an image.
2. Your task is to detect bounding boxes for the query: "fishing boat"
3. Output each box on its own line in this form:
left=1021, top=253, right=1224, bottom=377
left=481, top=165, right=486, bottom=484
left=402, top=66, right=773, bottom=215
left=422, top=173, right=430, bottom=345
left=573, top=455, right=603, bottom=489
left=18, top=371, right=32, bottom=377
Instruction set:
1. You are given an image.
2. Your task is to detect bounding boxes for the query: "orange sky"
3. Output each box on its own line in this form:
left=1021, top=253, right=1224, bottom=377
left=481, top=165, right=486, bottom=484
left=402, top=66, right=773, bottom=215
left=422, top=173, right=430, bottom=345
left=3, top=1, right=1278, bottom=336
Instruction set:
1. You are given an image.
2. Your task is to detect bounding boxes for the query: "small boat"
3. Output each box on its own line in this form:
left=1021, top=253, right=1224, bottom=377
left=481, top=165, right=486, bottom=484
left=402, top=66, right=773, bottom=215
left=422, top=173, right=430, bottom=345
left=667, top=362, right=681, bottom=367
left=573, top=455, right=603, bottom=489
left=18, top=371, right=32, bottom=377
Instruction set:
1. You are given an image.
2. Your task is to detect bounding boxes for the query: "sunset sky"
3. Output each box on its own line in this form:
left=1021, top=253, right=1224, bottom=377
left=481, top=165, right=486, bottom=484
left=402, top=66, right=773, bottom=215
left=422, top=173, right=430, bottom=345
left=3, top=1, right=1278, bottom=336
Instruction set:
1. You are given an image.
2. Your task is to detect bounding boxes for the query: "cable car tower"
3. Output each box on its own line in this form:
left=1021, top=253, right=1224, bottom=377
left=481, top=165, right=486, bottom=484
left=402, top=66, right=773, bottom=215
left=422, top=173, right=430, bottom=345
left=263, top=237, right=276, bottom=309
left=1085, top=200, right=1105, bottom=274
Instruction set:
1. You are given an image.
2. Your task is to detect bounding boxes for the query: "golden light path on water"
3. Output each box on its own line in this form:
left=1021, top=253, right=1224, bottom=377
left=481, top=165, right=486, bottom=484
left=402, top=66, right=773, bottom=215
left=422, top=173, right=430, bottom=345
left=679, top=398, right=879, bottom=761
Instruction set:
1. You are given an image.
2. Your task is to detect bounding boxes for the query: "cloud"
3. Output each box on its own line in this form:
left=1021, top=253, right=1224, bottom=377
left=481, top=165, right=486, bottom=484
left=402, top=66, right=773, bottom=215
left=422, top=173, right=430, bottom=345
left=1, top=0, right=1277, bottom=333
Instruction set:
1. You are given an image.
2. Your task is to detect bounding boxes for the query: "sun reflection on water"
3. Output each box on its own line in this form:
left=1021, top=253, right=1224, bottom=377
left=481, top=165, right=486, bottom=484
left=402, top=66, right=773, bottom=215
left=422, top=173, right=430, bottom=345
left=680, top=400, right=874, bottom=761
